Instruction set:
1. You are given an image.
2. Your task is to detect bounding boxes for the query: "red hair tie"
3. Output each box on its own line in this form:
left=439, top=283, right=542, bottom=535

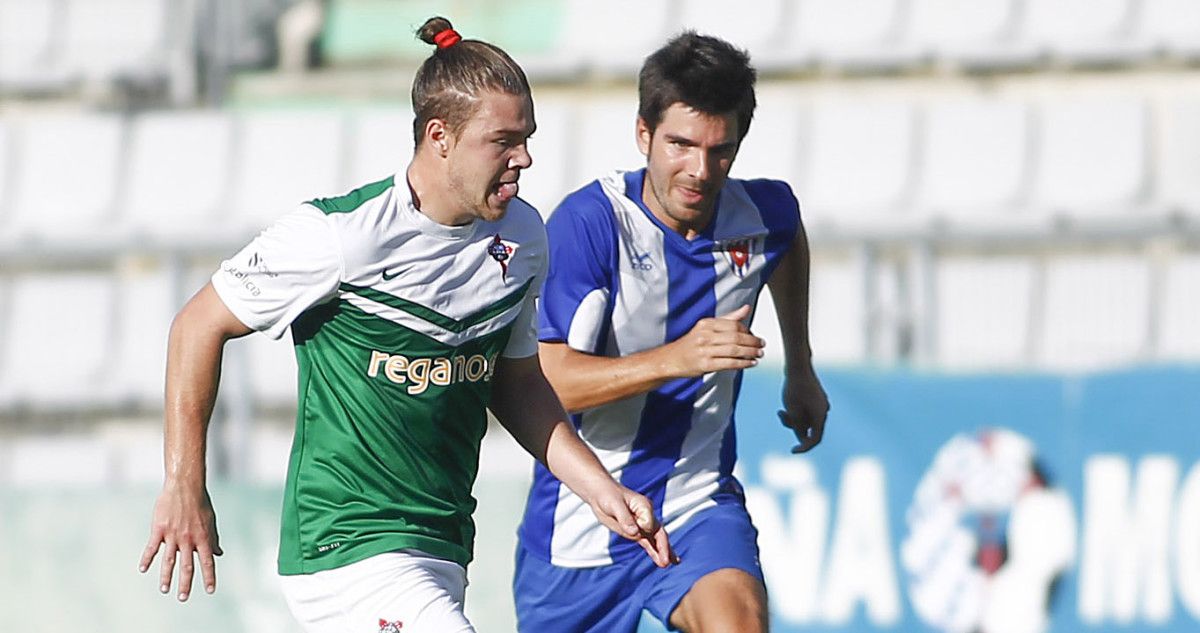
left=434, top=28, right=461, bottom=49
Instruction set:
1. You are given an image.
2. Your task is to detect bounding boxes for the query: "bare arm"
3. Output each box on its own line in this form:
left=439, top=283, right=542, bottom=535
left=138, top=282, right=253, bottom=600
left=490, top=354, right=675, bottom=567
left=766, top=221, right=830, bottom=453
left=539, top=304, right=764, bottom=413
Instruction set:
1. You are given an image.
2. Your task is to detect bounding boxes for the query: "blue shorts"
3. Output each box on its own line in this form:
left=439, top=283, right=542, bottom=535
left=513, top=503, right=764, bottom=633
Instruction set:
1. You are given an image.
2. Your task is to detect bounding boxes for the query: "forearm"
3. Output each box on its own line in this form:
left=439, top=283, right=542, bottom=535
left=491, top=356, right=620, bottom=501
left=161, top=284, right=251, bottom=487
left=539, top=342, right=679, bottom=413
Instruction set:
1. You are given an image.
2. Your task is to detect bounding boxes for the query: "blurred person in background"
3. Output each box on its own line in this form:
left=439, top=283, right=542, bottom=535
left=514, top=31, right=829, bottom=633
left=137, top=16, right=672, bottom=633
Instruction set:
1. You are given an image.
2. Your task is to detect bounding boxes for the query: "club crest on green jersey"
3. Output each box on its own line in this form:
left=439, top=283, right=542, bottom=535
left=488, top=234, right=515, bottom=280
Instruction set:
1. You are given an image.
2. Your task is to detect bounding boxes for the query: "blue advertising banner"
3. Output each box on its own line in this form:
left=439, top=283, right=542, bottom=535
left=643, top=365, right=1200, bottom=633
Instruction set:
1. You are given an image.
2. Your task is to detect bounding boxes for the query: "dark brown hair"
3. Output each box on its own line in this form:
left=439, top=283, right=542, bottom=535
left=638, top=31, right=757, bottom=141
left=411, top=17, right=531, bottom=147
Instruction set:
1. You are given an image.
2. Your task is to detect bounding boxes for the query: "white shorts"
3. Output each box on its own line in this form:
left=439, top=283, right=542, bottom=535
left=279, top=550, right=475, bottom=633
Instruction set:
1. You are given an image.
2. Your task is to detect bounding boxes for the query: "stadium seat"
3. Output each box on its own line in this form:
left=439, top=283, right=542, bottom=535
left=1135, top=0, right=1200, bottom=60
left=791, top=0, right=918, bottom=70
left=343, top=107, right=413, bottom=191
left=915, top=98, right=1032, bottom=226
left=229, top=110, right=347, bottom=232
left=905, top=0, right=1037, bottom=69
left=243, top=330, right=299, bottom=410
left=112, top=265, right=184, bottom=407
left=1154, top=97, right=1200, bottom=218
left=6, top=113, right=125, bottom=241
left=1021, top=0, right=1148, bottom=64
left=677, top=0, right=789, bottom=70
left=934, top=257, right=1035, bottom=368
left=729, top=86, right=807, bottom=187
left=122, top=111, right=235, bottom=241
left=0, top=0, right=66, bottom=91
left=1037, top=255, right=1151, bottom=370
left=0, top=272, right=118, bottom=408
left=806, top=254, right=869, bottom=364
left=1030, top=96, right=1150, bottom=223
left=571, top=93, right=645, bottom=191
left=797, top=98, right=918, bottom=231
left=1158, top=255, right=1200, bottom=360
left=519, top=95, right=573, bottom=219
left=0, top=121, right=9, bottom=225
left=60, top=0, right=170, bottom=85
left=559, top=0, right=676, bottom=77
left=7, top=436, right=112, bottom=486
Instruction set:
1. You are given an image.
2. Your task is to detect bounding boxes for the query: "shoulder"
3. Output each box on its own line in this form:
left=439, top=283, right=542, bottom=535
left=546, top=179, right=620, bottom=233
left=495, top=197, right=547, bottom=243
left=736, top=177, right=801, bottom=232
left=306, top=175, right=395, bottom=216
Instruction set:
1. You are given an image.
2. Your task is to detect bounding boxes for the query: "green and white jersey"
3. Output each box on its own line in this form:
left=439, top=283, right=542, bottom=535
left=211, top=173, right=547, bottom=575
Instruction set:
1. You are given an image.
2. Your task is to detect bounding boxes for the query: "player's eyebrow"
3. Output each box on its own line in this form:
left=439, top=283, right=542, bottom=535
left=663, top=132, right=737, bottom=152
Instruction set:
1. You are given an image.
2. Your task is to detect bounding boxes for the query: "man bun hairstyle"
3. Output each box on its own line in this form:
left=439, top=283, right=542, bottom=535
left=411, top=16, right=531, bottom=147
left=638, top=31, right=757, bottom=141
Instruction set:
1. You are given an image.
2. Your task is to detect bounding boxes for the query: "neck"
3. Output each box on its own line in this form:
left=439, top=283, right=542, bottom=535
left=406, top=150, right=474, bottom=226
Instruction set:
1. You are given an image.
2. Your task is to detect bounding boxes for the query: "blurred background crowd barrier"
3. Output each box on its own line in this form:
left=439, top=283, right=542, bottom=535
left=1, top=1, right=1198, bottom=631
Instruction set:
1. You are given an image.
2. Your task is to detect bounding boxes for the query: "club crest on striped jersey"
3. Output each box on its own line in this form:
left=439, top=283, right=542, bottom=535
left=488, top=234, right=516, bottom=280
left=718, top=238, right=754, bottom=278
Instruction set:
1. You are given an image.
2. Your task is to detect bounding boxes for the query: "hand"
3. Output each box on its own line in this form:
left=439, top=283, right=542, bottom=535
left=139, top=482, right=223, bottom=601
left=665, top=305, right=764, bottom=378
left=779, top=369, right=830, bottom=454
left=587, top=486, right=678, bottom=568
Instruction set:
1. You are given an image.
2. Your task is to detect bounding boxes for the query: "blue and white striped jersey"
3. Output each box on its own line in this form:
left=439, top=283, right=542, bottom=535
left=518, top=168, right=801, bottom=567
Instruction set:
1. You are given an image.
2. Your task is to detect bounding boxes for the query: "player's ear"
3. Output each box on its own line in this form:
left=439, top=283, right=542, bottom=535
left=636, top=117, right=652, bottom=158
left=425, top=118, right=451, bottom=156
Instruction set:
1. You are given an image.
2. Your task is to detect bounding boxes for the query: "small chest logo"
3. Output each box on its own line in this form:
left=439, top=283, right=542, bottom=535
left=378, top=619, right=403, bottom=633
left=630, top=251, right=653, bottom=271
left=488, top=234, right=515, bottom=280
left=719, top=239, right=753, bottom=278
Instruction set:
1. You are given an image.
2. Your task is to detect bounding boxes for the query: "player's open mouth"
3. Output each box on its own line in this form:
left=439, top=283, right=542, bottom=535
left=676, top=186, right=707, bottom=205
left=495, top=181, right=519, bottom=202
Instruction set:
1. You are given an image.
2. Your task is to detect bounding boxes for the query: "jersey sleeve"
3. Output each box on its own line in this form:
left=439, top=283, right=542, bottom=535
left=211, top=204, right=344, bottom=340
left=537, top=184, right=617, bottom=353
left=503, top=212, right=548, bottom=359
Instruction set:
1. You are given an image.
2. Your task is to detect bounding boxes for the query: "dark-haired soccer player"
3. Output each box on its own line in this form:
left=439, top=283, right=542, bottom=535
left=515, top=31, right=829, bottom=633
left=138, top=16, right=672, bottom=633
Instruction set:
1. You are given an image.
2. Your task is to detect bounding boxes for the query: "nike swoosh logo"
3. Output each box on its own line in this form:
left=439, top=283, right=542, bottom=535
left=382, top=267, right=407, bottom=281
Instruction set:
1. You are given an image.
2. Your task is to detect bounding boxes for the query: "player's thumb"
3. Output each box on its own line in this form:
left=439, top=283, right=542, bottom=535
left=718, top=304, right=752, bottom=322
left=630, top=495, right=658, bottom=533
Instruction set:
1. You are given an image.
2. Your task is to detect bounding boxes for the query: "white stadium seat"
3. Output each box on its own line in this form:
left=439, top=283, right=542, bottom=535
left=230, top=110, right=347, bottom=232
left=916, top=98, right=1032, bottom=225
left=0, top=120, right=9, bottom=226
left=112, top=266, right=182, bottom=407
left=123, top=111, right=235, bottom=240
left=792, top=0, right=916, bottom=70
left=1021, top=0, right=1146, bottom=64
left=0, top=272, right=117, bottom=408
left=678, top=0, right=789, bottom=69
left=344, top=107, right=413, bottom=191
left=7, top=436, right=112, bottom=487
left=559, top=0, right=675, bottom=76
left=1037, top=255, right=1151, bottom=370
left=1031, top=97, right=1150, bottom=222
left=520, top=95, right=573, bottom=219
left=806, top=255, right=869, bottom=364
left=935, top=257, right=1035, bottom=368
left=7, top=113, right=125, bottom=241
left=1158, top=256, right=1200, bottom=361
left=729, top=86, right=807, bottom=186
left=60, top=0, right=169, bottom=83
left=1135, top=0, right=1200, bottom=59
left=798, top=98, right=918, bottom=230
left=244, top=330, right=300, bottom=410
left=1154, top=97, right=1200, bottom=218
left=0, top=0, right=65, bottom=90
left=906, top=0, right=1036, bottom=68
left=571, top=94, right=645, bottom=192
